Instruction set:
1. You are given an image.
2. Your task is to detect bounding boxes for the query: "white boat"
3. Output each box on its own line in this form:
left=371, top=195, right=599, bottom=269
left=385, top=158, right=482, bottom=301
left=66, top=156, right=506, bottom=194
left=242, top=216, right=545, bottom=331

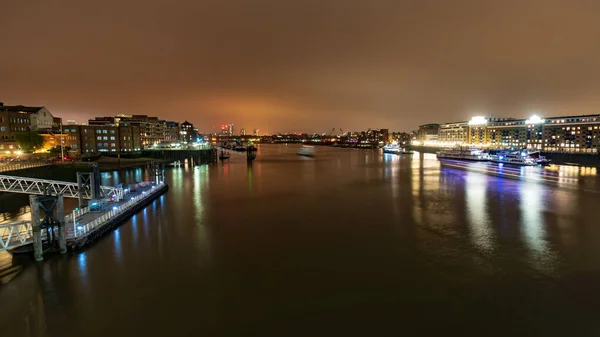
left=437, top=146, right=489, bottom=161
left=297, top=146, right=315, bottom=157
left=489, top=151, right=536, bottom=166
left=383, top=142, right=413, bottom=155
left=383, top=142, right=402, bottom=154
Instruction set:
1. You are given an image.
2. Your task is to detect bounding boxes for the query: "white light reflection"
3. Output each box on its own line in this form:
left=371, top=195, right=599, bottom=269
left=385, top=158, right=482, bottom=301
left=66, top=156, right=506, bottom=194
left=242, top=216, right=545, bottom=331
left=113, top=228, right=122, bottom=265
left=130, top=215, right=138, bottom=249
left=519, top=182, right=556, bottom=272
left=384, top=154, right=399, bottom=200
left=77, top=252, right=88, bottom=280
left=465, top=171, right=494, bottom=252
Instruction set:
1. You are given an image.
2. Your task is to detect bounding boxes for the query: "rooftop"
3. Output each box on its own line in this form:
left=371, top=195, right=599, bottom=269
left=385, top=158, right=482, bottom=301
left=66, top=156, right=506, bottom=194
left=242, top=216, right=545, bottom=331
left=0, top=104, right=44, bottom=113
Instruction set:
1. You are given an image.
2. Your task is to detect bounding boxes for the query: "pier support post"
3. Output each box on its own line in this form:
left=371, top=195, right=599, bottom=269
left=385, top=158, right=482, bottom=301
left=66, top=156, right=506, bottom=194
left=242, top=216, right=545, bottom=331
left=57, top=195, right=67, bottom=254
left=76, top=172, right=92, bottom=208
left=92, top=164, right=103, bottom=199
left=29, top=195, right=43, bottom=262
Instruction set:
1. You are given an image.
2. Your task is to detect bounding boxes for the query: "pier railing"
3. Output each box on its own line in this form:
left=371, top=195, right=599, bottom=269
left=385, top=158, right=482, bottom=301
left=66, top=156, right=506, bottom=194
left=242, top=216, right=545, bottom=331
left=71, top=183, right=164, bottom=238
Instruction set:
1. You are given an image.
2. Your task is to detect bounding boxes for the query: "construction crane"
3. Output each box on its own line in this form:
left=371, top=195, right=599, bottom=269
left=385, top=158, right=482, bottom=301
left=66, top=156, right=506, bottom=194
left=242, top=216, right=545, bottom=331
left=329, top=128, right=336, bottom=135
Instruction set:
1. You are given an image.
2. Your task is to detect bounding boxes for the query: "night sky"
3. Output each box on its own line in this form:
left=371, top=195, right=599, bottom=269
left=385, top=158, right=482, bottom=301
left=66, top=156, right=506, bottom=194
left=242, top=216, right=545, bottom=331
left=2, top=0, right=600, bottom=133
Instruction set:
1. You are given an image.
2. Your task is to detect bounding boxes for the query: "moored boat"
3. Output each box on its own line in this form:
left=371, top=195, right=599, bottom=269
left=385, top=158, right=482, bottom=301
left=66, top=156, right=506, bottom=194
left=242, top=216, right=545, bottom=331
left=383, top=142, right=402, bottom=154
left=437, top=146, right=489, bottom=161
left=383, top=142, right=413, bottom=155
left=489, top=151, right=536, bottom=166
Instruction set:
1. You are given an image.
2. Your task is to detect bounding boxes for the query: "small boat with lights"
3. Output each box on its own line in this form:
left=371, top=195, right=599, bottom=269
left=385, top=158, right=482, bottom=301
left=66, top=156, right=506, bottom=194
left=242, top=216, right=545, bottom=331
left=383, top=142, right=401, bottom=154
left=489, top=151, right=536, bottom=166
left=297, top=145, right=315, bottom=157
left=437, top=146, right=489, bottom=161
left=383, top=142, right=413, bottom=155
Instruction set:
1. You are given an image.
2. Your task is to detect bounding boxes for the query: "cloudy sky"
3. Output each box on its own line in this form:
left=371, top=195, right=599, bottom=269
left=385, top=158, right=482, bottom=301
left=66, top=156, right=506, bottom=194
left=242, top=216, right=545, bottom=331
left=2, top=0, right=600, bottom=133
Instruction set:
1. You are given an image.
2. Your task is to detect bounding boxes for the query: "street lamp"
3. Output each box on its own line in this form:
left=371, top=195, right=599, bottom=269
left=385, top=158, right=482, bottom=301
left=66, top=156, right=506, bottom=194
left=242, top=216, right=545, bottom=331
left=60, top=120, right=64, bottom=163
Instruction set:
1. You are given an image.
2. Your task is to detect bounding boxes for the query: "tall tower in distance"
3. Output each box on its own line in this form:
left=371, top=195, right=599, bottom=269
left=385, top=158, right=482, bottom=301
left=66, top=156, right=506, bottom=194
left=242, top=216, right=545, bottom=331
left=221, top=124, right=234, bottom=136
left=253, top=129, right=260, bottom=136
left=240, top=128, right=246, bottom=136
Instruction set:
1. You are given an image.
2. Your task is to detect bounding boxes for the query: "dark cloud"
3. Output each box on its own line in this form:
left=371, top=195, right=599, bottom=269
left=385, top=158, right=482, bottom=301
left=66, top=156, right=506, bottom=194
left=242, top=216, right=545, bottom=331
left=2, top=0, right=600, bottom=133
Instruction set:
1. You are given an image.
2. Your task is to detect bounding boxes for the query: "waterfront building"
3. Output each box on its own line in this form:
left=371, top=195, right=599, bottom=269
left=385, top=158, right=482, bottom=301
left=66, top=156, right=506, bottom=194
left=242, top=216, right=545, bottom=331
left=417, top=124, right=439, bottom=143
left=240, top=128, right=246, bottom=136
left=253, top=129, right=260, bottom=136
left=221, top=124, right=234, bottom=136
left=423, top=113, right=600, bottom=153
left=437, top=121, right=468, bottom=145
left=360, top=129, right=389, bottom=143
left=90, top=114, right=165, bottom=147
left=163, top=121, right=180, bottom=142
left=0, top=103, right=33, bottom=153
left=391, top=132, right=411, bottom=144
left=180, top=121, right=195, bottom=143
left=0, top=102, right=57, bottom=131
left=76, top=125, right=142, bottom=155
left=542, top=115, right=600, bottom=153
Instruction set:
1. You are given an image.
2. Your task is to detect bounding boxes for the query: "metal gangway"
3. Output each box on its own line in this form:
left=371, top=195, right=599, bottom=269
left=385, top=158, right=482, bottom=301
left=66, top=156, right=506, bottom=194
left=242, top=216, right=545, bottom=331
left=0, top=174, right=124, bottom=252
left=0, top=221, right=34, bottom=251
left=0, top=174, right=122, bottom=200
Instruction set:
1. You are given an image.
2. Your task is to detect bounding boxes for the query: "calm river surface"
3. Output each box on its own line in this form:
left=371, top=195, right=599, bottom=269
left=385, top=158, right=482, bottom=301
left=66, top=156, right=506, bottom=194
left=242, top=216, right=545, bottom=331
left=2, top=144, right=600, bottom=336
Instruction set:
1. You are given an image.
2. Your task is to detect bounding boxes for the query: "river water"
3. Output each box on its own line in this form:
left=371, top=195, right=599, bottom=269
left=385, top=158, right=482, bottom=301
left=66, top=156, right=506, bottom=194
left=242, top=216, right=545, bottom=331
left=2, top=144, right=600, bottom=336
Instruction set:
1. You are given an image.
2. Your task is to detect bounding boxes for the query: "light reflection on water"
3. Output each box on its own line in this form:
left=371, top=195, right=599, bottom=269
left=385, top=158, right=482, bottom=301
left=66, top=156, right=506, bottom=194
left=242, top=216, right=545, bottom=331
left=465, top=170, right=494, bottom=253
left=519, top=181, right=559, bottom=273
left=77, top=252, right=87, bottom=280
left=113, top=228, right=122, bottom=265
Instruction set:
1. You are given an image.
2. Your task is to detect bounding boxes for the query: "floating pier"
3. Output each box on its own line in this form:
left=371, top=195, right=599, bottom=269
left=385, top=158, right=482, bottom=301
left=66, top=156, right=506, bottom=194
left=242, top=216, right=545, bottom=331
left=0, top=163, right=169, bottom=260
left=67, top=181, right=168, bottom=250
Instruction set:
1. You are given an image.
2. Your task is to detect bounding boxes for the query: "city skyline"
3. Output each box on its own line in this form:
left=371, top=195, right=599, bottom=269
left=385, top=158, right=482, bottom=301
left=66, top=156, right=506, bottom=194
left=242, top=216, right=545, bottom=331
left=2, top=1, right=600, bottom=132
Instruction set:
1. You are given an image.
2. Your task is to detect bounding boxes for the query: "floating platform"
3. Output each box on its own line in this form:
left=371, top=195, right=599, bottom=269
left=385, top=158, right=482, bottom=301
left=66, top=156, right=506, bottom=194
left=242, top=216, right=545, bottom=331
left=68, top=182, right=169, bottom=250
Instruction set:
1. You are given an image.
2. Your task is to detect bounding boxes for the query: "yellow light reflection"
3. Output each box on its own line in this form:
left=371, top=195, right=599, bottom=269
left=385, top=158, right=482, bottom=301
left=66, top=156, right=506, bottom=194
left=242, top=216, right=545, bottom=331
left=465, top=171, right=494, bottom=252
left=519, top=182, right=557, bottom=272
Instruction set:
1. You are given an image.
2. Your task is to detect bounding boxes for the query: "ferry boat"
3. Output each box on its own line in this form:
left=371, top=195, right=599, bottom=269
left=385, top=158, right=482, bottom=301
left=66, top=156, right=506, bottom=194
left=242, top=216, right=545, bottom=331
left=489, top=151, right=536, bottom=166
left=297, top=145, right=315, bottom=157
left=436, top=146, right=489, bottom=161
